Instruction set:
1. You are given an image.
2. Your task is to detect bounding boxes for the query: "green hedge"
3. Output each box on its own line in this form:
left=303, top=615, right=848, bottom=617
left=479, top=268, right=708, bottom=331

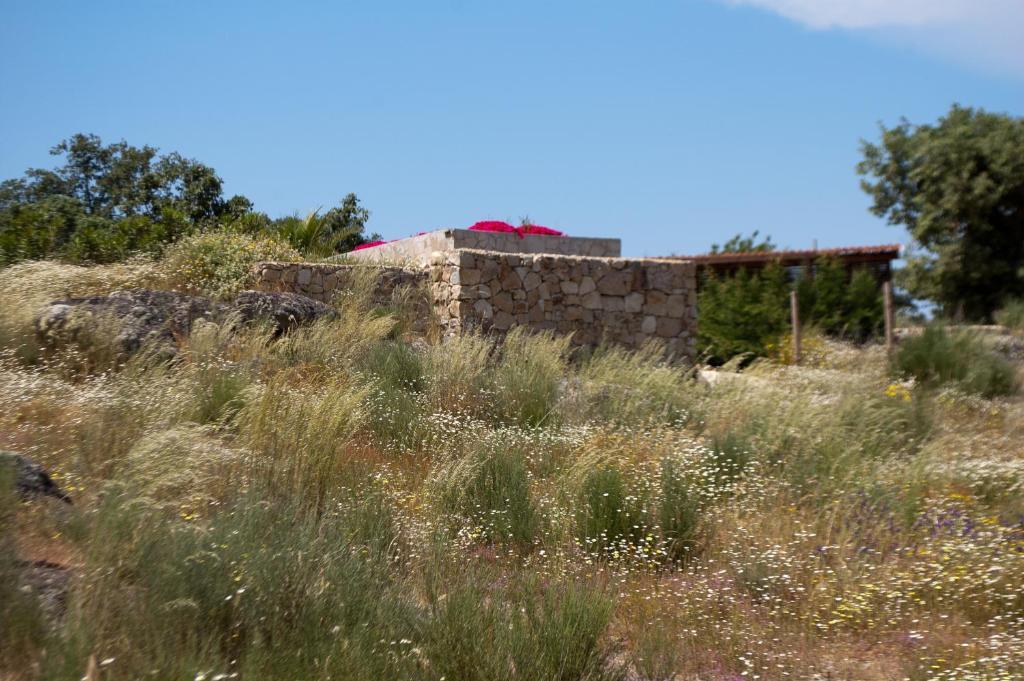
left=698, top=258, right=884, bottom=362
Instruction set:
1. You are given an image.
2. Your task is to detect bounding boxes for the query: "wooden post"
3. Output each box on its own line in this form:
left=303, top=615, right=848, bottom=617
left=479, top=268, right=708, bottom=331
left=883, top=280, right=895, bottom=354
left=790, top=289, right=801, bottom=365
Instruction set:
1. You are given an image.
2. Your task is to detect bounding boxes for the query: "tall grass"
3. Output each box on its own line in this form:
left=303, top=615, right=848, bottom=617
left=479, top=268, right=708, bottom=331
left=421, top=561, right=620, bottom=681
left=893, top=324, right=1018, bottom=397
left=0, top=258, right=158, bottom=363
left=561, top=440, right=652, bottom=556
left=238, top=374, right=367, bottom=513
left=5, top=257, right=1024, bottom=680
left=994, top=298, right=1024, bottom=331
left=489, top=327, right=570, bottom=427
left=422, top=331, right=493, bottom=415
left=428, top=437, right=539, bottom=546
left=361, top=340, right=426, bottom=449
left=659, top=454, right=703, bottom=560
left=271, top=311, right=395, bottom=373
left=0, top=468, right=47, bottom=675
left=568, top=341, right=695, bottom=426
left=52, top=493, right=417, bottom=681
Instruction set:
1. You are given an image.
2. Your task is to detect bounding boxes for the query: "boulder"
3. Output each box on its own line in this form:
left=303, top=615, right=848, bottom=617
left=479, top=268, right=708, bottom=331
left=0, top=451, right=72, bottom=504
left=34, top=288, right=337, bottom=359
left=231, top=291, right=336, bottom=336
left=17, top=559, right=71, bottom=626
left=35, top=288, right=222, bottom=359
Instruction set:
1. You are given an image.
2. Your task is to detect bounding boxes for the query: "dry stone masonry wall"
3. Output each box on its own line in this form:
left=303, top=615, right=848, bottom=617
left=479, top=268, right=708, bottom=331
left=254, top=261, right=426, bottom=305
left=254, top=249, right=697, bottom=357
left=429, top=250, right=696, bottom=357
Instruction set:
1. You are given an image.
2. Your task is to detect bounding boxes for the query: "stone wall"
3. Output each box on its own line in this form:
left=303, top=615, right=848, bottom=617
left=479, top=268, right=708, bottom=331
left=429, top=250, right=697, bottom=357
left=344, top=228, right=621, bottom=265
left=253, top=261, right=426, bottom=305
left=254, top=250, right=697, bottom=357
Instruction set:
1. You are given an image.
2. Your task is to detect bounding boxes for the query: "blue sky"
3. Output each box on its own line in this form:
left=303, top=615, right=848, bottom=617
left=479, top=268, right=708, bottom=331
left=1, top=1, right=1022, bottom=257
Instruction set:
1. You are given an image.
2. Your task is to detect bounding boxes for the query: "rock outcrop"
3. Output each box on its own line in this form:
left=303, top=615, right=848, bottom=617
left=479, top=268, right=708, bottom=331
left=0, top=451, right=72, bottom=504
left=35, top=289, right=220, bottom=359
left=231, top=290, right=336, bottom=336
left=34, top=289, right=336, bottom=359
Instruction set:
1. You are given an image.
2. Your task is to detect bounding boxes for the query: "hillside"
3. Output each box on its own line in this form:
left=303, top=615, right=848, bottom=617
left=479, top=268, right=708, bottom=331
left=1, top=259, right=1023, bottom=681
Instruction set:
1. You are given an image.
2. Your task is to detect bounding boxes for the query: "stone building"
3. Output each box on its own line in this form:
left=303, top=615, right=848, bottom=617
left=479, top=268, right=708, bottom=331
left=255, top=229, right=698, bottom=357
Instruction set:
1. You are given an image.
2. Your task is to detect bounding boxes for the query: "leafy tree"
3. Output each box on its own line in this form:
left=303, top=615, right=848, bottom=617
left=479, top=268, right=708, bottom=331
left=320, top=193, right=376, bottom=253
left=270, top=194, right=378, bottom=258
left=699, top=258, right=884, bottom=361
left=858, top=104, right=1024, bottom=321
left=698, top=263, right=790, bottom=360
left=0, top=133, right=249, bottom=264
left=800, top=257, right=847, bottom=334
left=0, top=134, right=378, bottom=265
left=710, top=230, right=775, bottom=254
left=0, top=133, right=246, bottom=222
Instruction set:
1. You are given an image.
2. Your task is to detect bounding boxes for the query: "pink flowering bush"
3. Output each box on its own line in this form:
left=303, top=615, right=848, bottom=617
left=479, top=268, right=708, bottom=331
left=469, top=220, right=517, bottom=233
left=349, top=221, right=567, bottom=251
left=351, top=240, right=389, bottom=251
left=469, top=221, right=566, bottom=237
left=520, top=224, right=565, bottom=236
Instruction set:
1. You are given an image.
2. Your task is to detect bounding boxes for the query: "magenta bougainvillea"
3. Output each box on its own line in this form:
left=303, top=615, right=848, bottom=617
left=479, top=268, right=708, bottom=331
left=469, top=221, right=566, bottom=238
left=351, top=222, right=566, bottom=251
left=351, top=240, right=389, bottom=251
left=519, top=224, right=564, bottom=236
left=468, top=220, right=517, bottom=233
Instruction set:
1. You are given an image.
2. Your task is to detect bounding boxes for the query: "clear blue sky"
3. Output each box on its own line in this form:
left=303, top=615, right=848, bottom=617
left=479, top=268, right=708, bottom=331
left=2, top=1, right=1022, bottom=257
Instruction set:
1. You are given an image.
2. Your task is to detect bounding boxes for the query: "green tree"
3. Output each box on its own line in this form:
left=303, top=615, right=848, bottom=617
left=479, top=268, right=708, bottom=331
left=710, top=230, right=775, bottom=254
left=271, top=194, right=378, bottom=257
left=698, top=263, right=790, bottom=360
left=321, top=193, right=376, bottom=253
left=1, top=134, right=377, bottom=265
left=0, top=134, right=247, bottom=222
left=0, top=133, right=252, bottom=264
left=858, top=104, right=1024, bottom=321
left=699, top=258, right=883, bottom=361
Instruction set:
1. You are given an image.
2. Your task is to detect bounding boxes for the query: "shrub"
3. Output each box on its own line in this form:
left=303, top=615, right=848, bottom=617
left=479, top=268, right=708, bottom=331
left=798, top=260, right=883, bottom=342
left=0, top=196, right=192, bottom=266
left=0, top=198, right=71, bottom=265
left=158, top=230, right=301, bottom=299
left=769, top=327, right=830, bottom=366
left=61, top=212, right=190, bottom=264
left=892, top=325, right=1018, bottom=397
left=698, top=264, right=790, bottom=361
left=995, top=298, right=1024, bottom=331
left=841, top=268, right=886, bottom=340
left=699, top=259, right=884, bottom=362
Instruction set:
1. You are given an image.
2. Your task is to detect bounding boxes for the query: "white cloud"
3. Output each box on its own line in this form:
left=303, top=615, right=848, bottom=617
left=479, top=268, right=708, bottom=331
left=723, top=0, right=1024, bottom=77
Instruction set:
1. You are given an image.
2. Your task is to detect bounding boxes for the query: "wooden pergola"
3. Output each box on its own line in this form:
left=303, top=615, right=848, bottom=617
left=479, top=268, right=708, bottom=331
left=667, top=244, right=902, bottom=286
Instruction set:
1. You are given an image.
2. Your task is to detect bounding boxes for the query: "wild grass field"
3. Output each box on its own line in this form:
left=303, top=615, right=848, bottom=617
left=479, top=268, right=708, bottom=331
left=1, top=259, right=1023, bottom=680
